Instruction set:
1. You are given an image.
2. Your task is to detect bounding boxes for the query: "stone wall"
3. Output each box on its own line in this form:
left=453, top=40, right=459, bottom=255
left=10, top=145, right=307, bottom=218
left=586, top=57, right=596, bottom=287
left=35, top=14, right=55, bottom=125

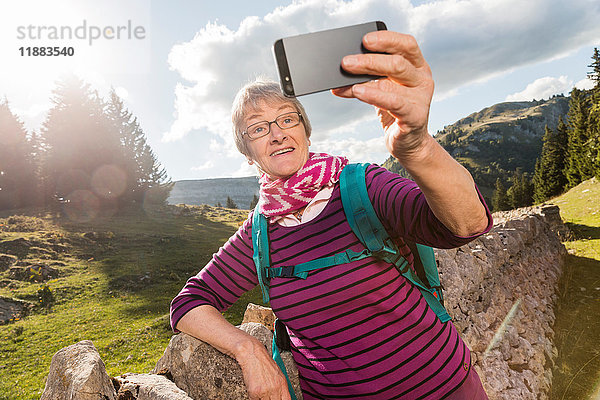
left=41, top=205, right=566, bottom=399
left=439, top=205, right=566, bottom=399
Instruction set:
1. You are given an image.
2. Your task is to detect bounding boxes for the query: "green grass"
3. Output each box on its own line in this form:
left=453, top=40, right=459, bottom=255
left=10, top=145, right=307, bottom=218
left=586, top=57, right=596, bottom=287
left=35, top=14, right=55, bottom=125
left=0, top=205, right=263, bottom=399
left=549, top=177, right=600, bottom=400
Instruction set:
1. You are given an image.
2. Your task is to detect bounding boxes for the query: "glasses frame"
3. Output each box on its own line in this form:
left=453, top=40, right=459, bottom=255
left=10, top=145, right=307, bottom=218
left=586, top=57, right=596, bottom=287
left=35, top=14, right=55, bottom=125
left=243, top=111, right=303, bottom=140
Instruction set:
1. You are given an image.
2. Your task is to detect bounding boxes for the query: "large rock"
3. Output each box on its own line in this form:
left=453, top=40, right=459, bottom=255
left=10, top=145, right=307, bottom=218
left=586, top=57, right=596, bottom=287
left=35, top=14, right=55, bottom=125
left=113, top=373, right=193, bottom=400
left=0, top=296, right=30, bottom=323
left=153, top=323, right=302, bottom=400
left=241, top=303, right=276, bottom=331
left=40, top=340, right=117, bottom=400
left=0, top=253, right=17, bottom=271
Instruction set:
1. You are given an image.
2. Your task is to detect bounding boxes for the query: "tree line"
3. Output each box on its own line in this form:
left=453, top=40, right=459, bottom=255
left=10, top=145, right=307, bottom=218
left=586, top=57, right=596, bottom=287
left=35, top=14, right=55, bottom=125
left=0, top=75, right=171, bottom=214
left=492, top=48, right=600, bottom=211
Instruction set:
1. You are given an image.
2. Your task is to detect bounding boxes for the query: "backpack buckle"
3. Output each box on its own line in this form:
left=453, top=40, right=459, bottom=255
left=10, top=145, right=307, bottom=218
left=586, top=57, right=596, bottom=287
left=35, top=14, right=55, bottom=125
left=280, top=265, right=295, bottom=278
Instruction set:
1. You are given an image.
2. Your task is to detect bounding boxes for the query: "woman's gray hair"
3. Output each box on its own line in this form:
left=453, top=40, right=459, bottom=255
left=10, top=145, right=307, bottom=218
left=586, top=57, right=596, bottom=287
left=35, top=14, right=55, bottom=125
left=231, top=79, right=312, bottom=157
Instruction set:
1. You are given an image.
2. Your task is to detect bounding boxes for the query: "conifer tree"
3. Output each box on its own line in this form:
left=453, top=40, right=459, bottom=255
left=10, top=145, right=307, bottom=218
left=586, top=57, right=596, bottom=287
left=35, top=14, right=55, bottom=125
left=587, top=47, right=600, bottom=87
left=564, top=88, right=593, bottom=187
left=492, top=178, right=510, bottom=211
left=507, top=169, right=533, bottom=208
left=533, top=123, right=568, bottom=202
left=105, top=89, right=172, bottom=206
left=226, top=196, right=238, bottom=209
left=0, top=99, right=37, bottom=209
left=40, top=75, right=123, bottom=206
left=249, top=194, right=259, bottom=209
left=587, top=48, right=600, bottom=177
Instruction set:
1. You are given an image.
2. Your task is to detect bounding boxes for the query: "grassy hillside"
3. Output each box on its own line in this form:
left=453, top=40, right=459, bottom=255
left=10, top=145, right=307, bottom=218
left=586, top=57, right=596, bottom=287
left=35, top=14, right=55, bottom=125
left=384, top=96, right=570, bottom=201
left=549, top=177, right=600, bottom=400
left=0, top=205, right=263, bottom=399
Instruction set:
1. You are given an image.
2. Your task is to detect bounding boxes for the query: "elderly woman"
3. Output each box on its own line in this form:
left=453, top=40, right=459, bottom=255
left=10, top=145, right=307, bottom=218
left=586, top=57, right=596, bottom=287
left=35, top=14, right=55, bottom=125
left=171, top=31, right=492, bottom=399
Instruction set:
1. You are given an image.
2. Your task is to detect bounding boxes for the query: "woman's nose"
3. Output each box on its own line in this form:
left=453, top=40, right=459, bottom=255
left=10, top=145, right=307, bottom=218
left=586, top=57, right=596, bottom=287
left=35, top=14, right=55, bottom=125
left=269, top=122, right=286, bottom=141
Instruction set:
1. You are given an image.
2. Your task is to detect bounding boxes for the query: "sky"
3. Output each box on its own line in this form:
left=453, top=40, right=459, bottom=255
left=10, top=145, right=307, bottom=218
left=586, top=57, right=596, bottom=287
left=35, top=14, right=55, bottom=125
left=1, top=0, right=599, bottom=181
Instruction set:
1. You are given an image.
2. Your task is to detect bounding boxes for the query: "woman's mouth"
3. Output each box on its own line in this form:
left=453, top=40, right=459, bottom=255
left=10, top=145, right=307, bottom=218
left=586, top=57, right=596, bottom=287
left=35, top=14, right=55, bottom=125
left=270, top=147, right=294, bottom=157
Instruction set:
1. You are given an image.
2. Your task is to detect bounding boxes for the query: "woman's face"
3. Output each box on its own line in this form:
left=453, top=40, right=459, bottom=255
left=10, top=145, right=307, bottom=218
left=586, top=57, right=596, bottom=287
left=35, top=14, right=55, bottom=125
left=244, top=100, right=310, bottom=180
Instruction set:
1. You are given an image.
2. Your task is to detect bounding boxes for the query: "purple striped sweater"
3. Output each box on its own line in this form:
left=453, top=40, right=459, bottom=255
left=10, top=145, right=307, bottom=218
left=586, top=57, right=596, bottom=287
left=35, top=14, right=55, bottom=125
left=170, top=165, right=493, bottom=399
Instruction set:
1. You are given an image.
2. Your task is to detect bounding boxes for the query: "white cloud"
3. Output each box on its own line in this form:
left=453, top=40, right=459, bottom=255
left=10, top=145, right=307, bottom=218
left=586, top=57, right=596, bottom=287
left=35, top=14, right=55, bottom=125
left=575, top=77, right=595, bottom=90
left=190, top=160, right=214, bottom=172
left=164, top=0, right=600, bottom=146
left=505, top=76, right=572, bottom=101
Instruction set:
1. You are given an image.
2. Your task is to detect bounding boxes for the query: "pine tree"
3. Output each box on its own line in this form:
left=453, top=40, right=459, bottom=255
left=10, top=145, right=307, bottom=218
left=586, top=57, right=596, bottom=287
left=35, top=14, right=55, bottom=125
left=249, top=194, right=259, bottom=209
left=587, top=49, right=600, bottom=177
left=492, top=178, right=510, bottom=211
left=226, top=196, right=238, bottom=209
left=0, top=99, right=37, bottom=209
left=507, top=169, right=533, bottom=208
left=40, top=75, right=123, bottom=208
left=587, top=47, right=600, bottom=87
left=564, top=88, right=594, bottom=187
left=533, top=123, right=568, bottom=203
left=105, top=89, right=172, bottom=207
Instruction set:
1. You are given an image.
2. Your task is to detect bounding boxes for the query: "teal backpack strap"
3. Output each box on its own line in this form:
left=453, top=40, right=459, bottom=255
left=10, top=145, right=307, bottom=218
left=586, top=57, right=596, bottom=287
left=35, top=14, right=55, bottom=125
left=252, top=204, right=271, bottom=303
left=414, top=243, right=445, bottom=303
left=272, top=319, right=298, bottom=400
left=339, top=163, right=451, bottom=323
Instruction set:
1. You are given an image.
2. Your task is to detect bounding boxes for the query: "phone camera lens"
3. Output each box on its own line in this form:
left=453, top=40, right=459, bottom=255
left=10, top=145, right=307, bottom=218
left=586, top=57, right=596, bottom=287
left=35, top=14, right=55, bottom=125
left=285, top=83, right=293, bottom=93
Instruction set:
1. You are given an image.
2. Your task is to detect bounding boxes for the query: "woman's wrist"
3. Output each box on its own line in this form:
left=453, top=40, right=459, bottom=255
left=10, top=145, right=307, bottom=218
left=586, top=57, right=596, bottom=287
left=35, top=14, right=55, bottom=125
left=391, top=131, right=438, bottom=169
left=233, top=335, right=269, bottom=366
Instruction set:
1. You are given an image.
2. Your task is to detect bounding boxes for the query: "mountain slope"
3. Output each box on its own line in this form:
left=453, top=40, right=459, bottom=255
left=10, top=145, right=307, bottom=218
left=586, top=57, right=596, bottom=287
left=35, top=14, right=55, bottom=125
left=384, top=96, right=570, bottom=200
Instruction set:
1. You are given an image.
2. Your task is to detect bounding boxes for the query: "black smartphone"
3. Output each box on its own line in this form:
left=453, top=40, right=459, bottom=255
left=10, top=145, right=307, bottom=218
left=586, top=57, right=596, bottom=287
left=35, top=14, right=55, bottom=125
left=273, top=21, right=387, bottom=97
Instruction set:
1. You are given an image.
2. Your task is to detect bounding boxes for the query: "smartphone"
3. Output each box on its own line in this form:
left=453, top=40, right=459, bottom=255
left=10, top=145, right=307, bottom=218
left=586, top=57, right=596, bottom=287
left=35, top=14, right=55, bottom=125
left=273, top=21, right=387, bottom=97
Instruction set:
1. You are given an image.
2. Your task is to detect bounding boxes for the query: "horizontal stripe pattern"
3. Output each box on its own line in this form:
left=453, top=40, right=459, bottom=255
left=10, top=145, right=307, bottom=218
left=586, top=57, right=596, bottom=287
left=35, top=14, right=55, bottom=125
left=170, top=164, right=492, bottom=399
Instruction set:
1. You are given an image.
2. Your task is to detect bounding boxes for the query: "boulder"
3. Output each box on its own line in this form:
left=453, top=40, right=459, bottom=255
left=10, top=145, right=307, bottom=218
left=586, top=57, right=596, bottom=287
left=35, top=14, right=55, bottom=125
left=153, top=323, right=302, bottom=400
left=0, top=296, right=30, bottom=323
left=241, top=303, right=276, bottom=331
left=9, top=264, right=59, bottom=282
left=0, top=253, right=17, bottom=271
left=113, top=373, right=193, bottom=400
left=40, top=340, right=117, bottom=400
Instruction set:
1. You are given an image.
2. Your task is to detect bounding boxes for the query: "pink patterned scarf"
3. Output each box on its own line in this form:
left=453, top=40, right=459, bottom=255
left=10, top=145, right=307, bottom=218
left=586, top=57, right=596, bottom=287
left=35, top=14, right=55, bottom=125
left=259, top=152, right=349, bottom=217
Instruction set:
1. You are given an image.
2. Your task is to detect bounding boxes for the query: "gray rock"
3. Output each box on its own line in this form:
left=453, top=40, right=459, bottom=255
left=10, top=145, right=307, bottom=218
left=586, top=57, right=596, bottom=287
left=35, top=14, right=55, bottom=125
left=40, top=340, right=116, bottom=400
left=0, top=295, right=30, bottom=323
left=153, top=323, right=302, bottom=400
left=113, top=373, right=193, bottom=400
left=0, top=253, right=17, bottom=271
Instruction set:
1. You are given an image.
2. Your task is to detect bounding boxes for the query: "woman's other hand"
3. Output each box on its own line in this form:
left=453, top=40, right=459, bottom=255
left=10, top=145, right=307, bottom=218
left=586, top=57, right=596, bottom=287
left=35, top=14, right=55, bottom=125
left=235, top=338, right=292, bottom=400
left=332, top=31, right=434, bottom=161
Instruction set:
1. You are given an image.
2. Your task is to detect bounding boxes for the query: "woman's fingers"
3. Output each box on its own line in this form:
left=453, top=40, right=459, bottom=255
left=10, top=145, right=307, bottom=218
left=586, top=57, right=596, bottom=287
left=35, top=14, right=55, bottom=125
left=362, top=31, right=426, bottom=68
left=341, top=53, right=425, bottom=87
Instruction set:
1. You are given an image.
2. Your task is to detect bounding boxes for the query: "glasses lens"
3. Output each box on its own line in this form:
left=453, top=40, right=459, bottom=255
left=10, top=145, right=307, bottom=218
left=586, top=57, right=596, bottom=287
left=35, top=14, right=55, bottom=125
left=277, top=112, right=300, bottom=129
left=246, top=121, right=269, bottom=139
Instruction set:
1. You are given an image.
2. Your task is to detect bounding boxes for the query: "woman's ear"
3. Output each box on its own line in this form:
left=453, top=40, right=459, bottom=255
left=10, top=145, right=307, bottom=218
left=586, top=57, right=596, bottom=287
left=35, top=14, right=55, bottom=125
left=246, top=157, right=254, bottom=165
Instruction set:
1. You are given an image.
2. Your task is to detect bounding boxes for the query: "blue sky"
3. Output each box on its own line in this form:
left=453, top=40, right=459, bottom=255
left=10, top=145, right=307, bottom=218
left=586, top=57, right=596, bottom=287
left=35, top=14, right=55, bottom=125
left=1, top=0, right=599, bottom=181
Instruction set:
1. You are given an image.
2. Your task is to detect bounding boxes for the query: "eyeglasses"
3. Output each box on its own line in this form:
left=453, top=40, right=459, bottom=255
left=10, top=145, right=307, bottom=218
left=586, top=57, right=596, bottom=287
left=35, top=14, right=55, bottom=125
left=243, top=112, right=302, bottom=140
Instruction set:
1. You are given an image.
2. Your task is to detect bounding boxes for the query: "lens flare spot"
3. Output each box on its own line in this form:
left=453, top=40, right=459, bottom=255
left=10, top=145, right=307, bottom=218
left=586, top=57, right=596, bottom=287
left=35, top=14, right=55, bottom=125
left=91, top=164, right=127, bottom=199
left=63, top=190, right=100, bottom=223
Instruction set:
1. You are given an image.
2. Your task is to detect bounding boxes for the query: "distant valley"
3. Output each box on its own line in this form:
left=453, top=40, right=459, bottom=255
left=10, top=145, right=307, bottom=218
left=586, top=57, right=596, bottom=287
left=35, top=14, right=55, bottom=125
left=168, top=176, right=259, bottom=209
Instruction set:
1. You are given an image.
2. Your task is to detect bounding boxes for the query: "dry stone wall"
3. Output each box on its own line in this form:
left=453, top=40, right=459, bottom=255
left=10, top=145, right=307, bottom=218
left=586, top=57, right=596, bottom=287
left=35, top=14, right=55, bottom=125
left=439, top=205, right=566, bottom=399
left=41, top=206, right=565, bottom=400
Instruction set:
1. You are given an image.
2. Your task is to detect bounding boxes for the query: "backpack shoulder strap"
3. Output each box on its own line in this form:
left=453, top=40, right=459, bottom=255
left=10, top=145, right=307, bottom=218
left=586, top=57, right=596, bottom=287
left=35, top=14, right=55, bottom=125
left=339, top=163, right=400, bottom=258
left=252, top=204, right=271, bottom=303
left=339, top=163, right=451, bottom=322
